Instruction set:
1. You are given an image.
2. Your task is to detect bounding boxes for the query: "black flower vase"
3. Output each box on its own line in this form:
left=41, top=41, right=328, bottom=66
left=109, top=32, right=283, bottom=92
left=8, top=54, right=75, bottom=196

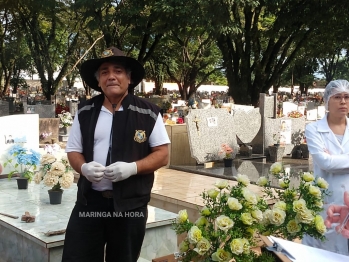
left=17, top=178, right=28, bottom=189
left=48, top=189, right=63, bottom=204
left=223, top=158, right=233, bottom=167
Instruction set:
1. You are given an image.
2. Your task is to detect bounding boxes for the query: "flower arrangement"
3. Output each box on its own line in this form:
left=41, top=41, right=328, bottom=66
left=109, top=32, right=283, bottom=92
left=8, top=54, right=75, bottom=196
left=58, top=110, right=73, bottom=128
left=172, top=164, right=328, bottom=262
left=39, top=131, right=52, bottom=140
left=172, top=175, right=268, bottom=262
left=177, top=117, right=184, bottom=124
left=219, top=143, right=234, bottom=159
left=287, top=111, right=303, bottom=118
left=34, top=154, right=74, bottom=191
left=4, top=144, right=41, bottom=181
left=55, top=103, right=69, bottom=116
left=172, top=175, right=272, bottom=262
left=257, top=162, right=330, bottom=241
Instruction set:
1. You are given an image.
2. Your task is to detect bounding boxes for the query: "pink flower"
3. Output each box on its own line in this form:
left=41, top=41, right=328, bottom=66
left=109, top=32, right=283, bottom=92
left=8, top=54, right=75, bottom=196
left=219, top=143, right=233, bottom=159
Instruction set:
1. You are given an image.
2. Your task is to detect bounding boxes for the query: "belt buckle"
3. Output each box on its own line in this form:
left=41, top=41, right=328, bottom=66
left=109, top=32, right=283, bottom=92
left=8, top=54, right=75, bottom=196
left=101, top=190, right=113, bottom=199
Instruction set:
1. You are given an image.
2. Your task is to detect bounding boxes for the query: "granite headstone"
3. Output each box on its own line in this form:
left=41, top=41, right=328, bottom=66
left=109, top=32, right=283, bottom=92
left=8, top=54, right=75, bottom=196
left=250, top=93, right=276, bottom=154
left=69, top=100, right=79, bottom=117
left=264, top=116, right=306, bottom=155
left=0, top=100, right=9, bottom=117
left=317, top=106, right=326, bottom=119
left=307, top=101, right=315, bottom=110
left=186, top=109, right=239, bottom=164
left=23, top=104, right=55, bottom=118
left=232, top=108, right=261, bottom=144
left=306, top=109, right=317, bottom=121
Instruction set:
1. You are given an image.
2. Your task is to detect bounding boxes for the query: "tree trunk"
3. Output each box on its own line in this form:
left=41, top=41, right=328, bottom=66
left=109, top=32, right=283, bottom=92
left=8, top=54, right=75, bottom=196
left=3, top=69, right=12, bottom=96
left=154, top=80, right=163, bottom=95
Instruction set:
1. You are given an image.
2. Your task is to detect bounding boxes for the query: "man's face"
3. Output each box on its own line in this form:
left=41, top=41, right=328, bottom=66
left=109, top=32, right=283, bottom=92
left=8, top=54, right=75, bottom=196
left=97, top=62, right=131, bottom=97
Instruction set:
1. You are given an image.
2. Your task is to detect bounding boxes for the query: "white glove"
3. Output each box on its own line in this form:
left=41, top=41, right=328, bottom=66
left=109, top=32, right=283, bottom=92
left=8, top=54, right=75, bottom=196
left=81, top=161, right=106, bottom=183
left=104, top=161, right=137, bottom=182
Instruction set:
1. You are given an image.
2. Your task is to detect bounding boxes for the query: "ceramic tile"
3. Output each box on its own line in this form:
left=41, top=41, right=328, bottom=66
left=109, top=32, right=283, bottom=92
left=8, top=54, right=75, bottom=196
left=0, top=177, right=179, bottom=262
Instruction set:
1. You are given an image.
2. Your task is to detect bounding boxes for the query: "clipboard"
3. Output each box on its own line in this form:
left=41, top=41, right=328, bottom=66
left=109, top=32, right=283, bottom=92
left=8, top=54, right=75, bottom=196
left=261, top=235, right=349, bottom=262
left=260, top=235, right=292, bottom=262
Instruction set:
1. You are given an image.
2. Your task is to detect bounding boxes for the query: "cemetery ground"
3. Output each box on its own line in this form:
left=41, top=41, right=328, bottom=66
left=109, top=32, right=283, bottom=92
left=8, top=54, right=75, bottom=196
left=0, top=91, right=319, bottom=261
left=0, top=136, right=311, bottom=262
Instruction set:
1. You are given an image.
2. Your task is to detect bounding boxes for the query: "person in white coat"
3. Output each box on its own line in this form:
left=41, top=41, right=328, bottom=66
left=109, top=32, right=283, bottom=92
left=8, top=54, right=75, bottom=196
left=302, top=79, right=349, bottom=255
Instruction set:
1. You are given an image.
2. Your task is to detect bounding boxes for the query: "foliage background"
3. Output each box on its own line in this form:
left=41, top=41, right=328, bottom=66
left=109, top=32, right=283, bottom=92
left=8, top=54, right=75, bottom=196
left=1, top=0, right=349, bottom=104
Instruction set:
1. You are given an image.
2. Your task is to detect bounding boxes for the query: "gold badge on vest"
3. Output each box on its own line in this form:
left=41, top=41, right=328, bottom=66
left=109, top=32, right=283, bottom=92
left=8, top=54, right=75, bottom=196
left=134, top=130, right=147, bottom=143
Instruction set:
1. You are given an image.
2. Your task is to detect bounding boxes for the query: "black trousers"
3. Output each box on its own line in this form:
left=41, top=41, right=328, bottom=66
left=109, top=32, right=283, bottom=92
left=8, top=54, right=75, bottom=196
left=62, top=189, right=148, bottom=262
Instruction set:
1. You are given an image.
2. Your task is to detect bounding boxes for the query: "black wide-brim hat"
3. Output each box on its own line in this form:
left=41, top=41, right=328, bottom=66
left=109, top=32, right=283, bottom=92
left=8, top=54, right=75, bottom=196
left=80, top=47, right=145, bottom=92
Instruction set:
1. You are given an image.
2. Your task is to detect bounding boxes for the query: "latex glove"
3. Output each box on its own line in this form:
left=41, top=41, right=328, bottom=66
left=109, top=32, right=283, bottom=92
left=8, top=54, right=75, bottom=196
left=104, top=161, right=137, bottom=182
left=325, top=191, right=349, bottom=238
left=81, top=161, right=105, bottom=183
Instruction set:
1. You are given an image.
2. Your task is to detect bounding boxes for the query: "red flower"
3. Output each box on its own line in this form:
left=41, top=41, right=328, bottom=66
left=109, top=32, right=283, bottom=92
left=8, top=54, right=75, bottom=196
left=177, top=118, right=184, bottom=124
left=55, top=103, right=70, bottom=117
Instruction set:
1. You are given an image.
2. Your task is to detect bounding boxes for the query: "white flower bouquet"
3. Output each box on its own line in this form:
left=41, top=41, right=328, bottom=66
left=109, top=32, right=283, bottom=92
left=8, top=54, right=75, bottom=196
left=172, top=163, right=329, bottom=262
left=172, top=175, right=274, bottom=262
left=34, top=154, right=74, bottom=191
left=258, top=162, right=330, bottom=241
left=58, top=110, right=73, bottom=128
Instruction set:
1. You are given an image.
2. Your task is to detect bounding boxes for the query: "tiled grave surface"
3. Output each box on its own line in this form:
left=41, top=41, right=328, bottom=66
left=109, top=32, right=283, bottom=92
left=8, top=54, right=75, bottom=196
left=0, top=180, right=177, bottom=262
left=150, top=166, right=283, bottom=223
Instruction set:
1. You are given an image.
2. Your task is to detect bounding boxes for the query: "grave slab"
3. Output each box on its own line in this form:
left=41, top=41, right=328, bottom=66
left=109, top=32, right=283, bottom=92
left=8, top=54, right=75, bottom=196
left=0, top=180, right=177, bottom=262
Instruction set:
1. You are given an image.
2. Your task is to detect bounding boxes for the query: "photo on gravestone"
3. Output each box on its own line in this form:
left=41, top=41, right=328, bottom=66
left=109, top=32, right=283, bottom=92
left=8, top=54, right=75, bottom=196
left=186, top=109, right=239, bottom=164
left=207, top=117, right=217, bottom=127
left=27, top=106, right=35, bottom=114
left=280, top=119, right=291, bottom=145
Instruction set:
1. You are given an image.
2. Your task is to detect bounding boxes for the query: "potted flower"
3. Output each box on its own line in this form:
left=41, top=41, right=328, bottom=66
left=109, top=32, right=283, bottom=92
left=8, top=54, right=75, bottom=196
left=4, top=144, right=41, bottom=189
left=219, top=143, right=234, bottom=167
left=34, top=154, right=74, bottom=204
left=58, top=110, right=73, bottom=134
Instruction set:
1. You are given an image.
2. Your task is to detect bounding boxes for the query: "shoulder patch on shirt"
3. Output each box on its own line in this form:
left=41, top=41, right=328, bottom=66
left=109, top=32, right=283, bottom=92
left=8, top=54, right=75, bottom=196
left=134, top=130, right=147, bottom=143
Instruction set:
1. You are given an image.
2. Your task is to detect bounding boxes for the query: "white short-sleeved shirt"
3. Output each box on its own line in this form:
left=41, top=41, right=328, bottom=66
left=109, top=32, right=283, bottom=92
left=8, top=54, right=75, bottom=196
left=66, top=105, right=170, bottom=191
